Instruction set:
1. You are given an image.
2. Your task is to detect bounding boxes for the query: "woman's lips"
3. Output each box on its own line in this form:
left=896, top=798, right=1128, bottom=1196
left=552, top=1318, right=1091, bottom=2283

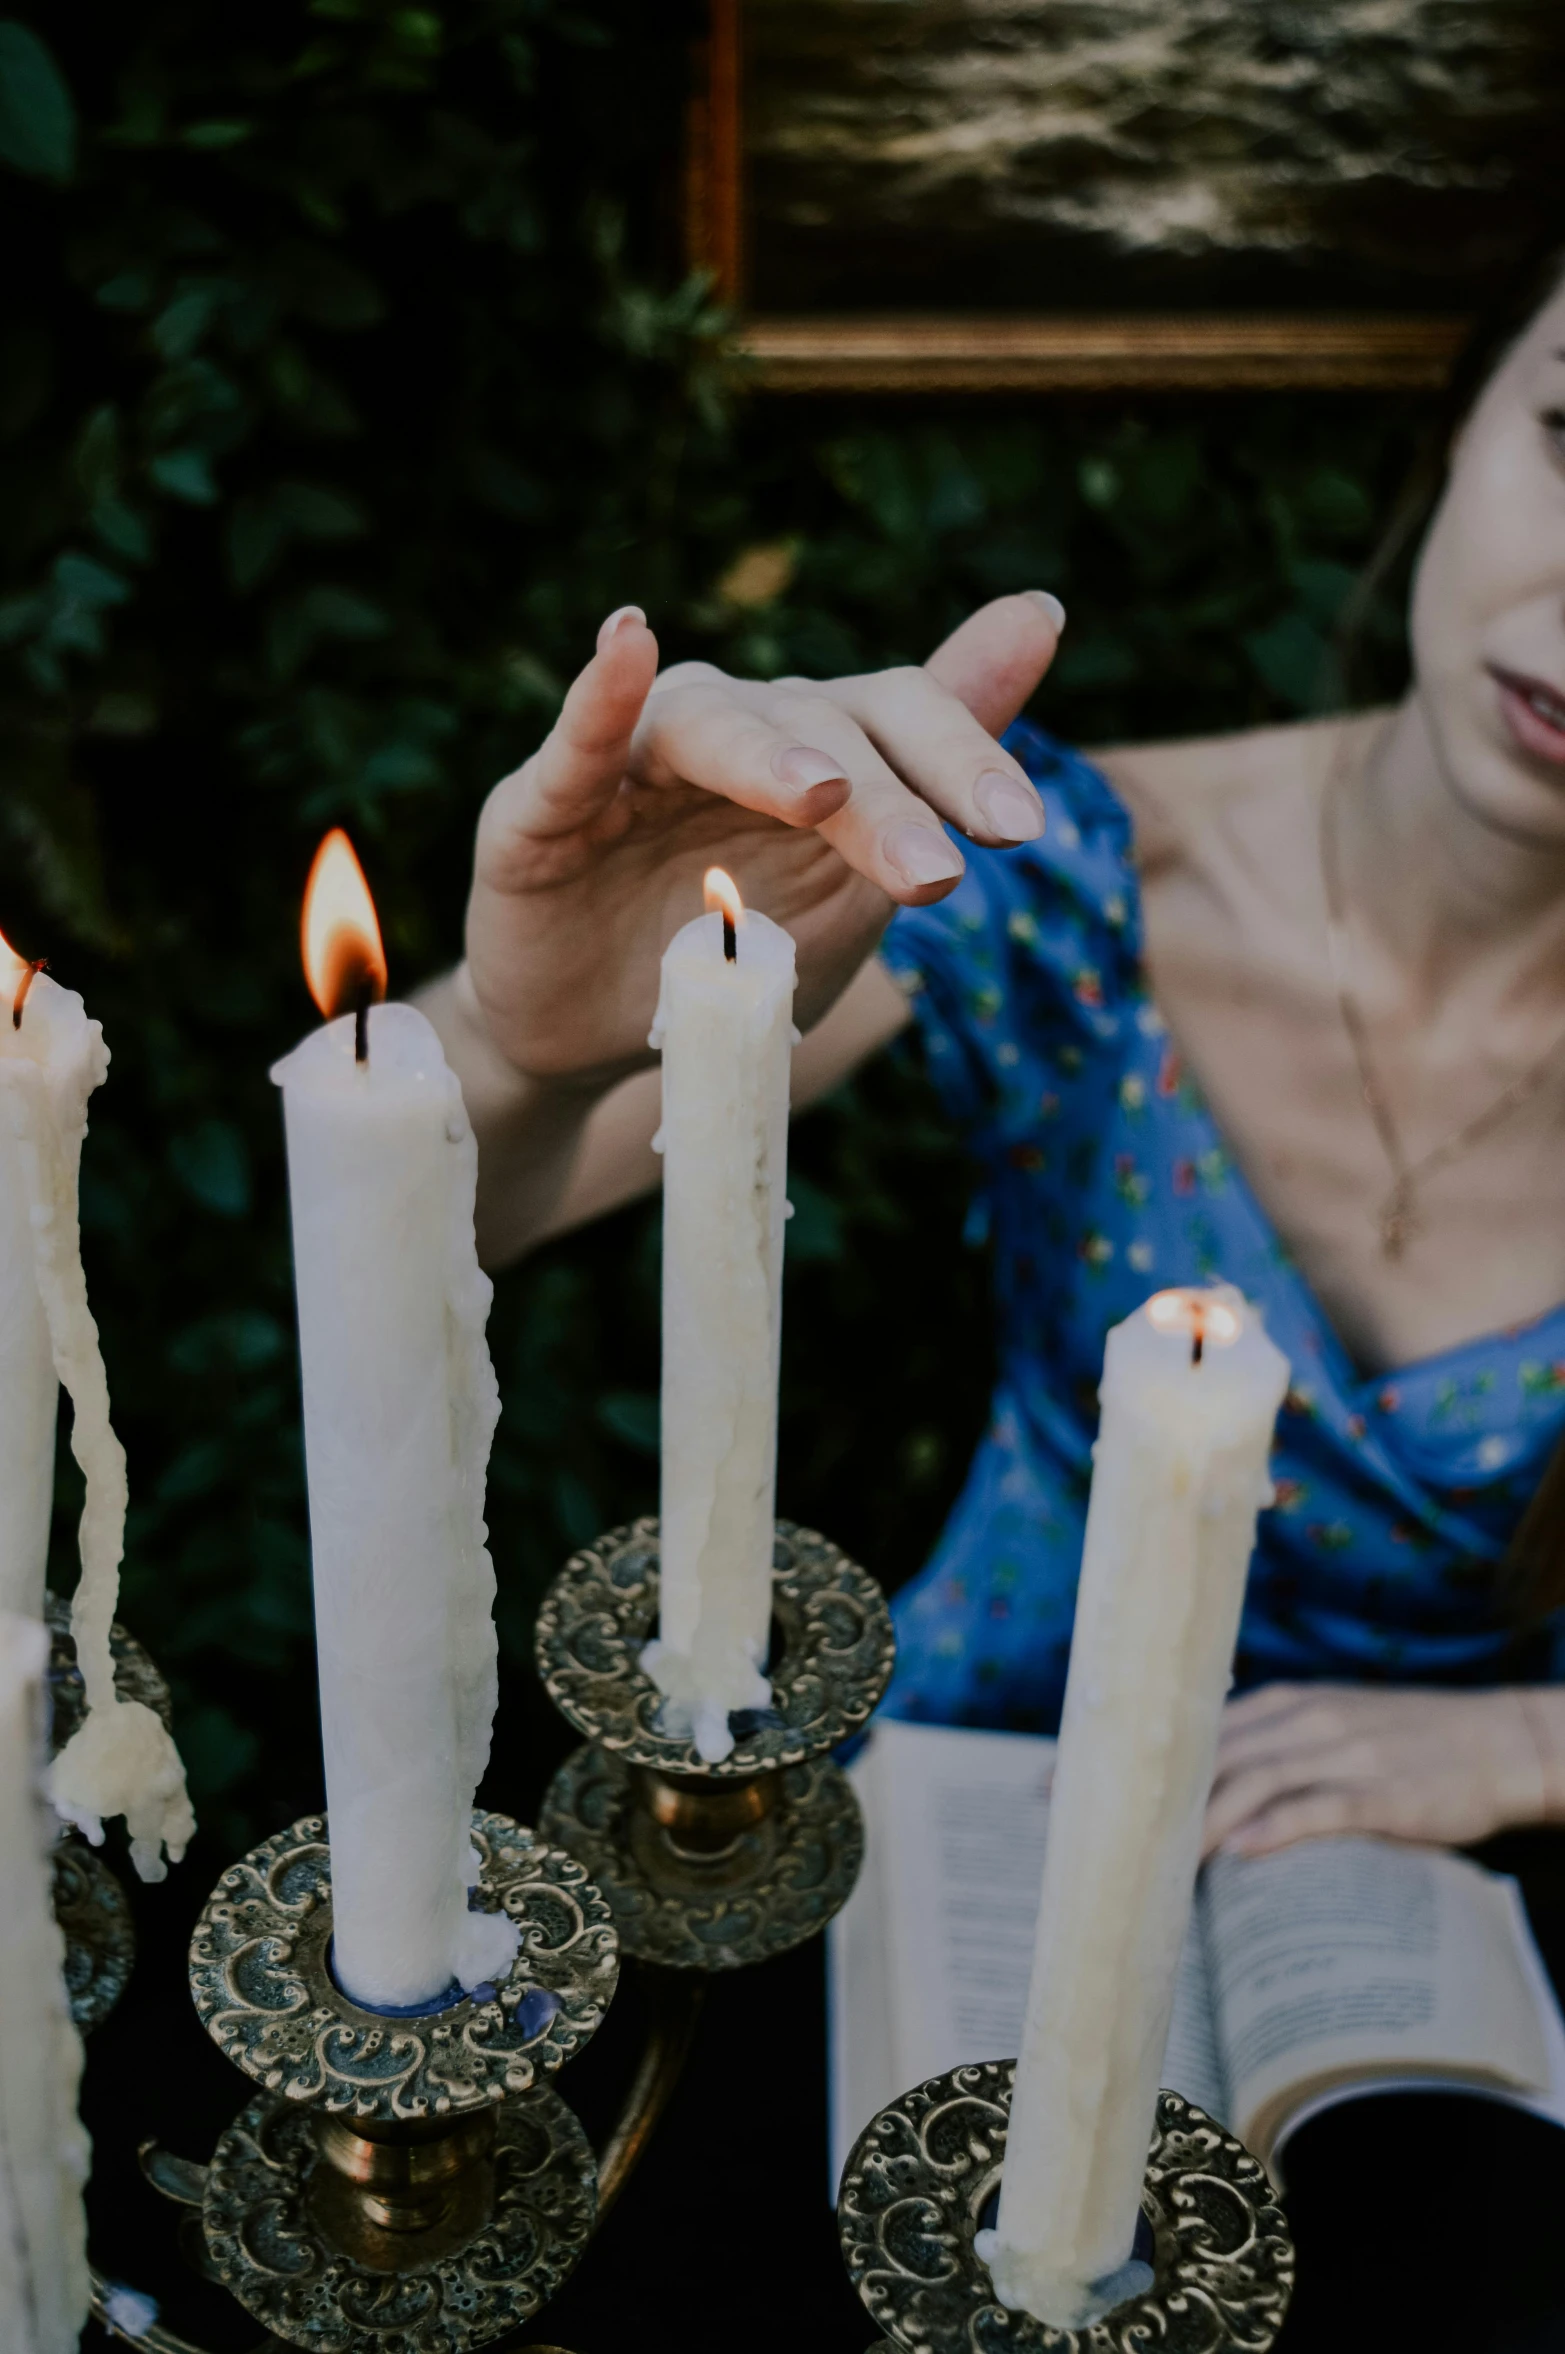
left=1491, top=664, right=1565, bottom=768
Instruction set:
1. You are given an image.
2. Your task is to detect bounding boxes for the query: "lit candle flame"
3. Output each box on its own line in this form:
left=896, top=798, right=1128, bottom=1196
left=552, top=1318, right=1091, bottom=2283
left=1146, top=1287, right=1242, bottom=1366
left=703, top=868, right=743, bottom=926
left=704, top=866, right=743, bottom=964
left=301, top=830, right=387, bottom=1057
left=0, top=926, right=45, bottom=1030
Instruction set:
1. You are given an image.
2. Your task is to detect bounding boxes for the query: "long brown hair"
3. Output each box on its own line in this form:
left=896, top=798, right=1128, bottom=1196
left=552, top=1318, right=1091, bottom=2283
left=1504, top=1447, right=1565, bottom=1624
left=1332, top=239, right=1565, bottom=709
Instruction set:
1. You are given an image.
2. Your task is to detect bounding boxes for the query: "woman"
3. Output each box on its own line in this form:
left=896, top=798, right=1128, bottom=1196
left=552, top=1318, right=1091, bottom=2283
left=422, top=266, right=1565, bottom=1864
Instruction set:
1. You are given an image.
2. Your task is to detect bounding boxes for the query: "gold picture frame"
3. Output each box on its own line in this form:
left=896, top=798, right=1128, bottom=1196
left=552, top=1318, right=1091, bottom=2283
left=683, top=0, right=1537, bottom=395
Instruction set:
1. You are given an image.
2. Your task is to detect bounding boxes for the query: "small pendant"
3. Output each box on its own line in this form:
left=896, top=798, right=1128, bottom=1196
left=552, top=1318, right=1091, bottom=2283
left=1379, top=1182, right=1416, bottom=1261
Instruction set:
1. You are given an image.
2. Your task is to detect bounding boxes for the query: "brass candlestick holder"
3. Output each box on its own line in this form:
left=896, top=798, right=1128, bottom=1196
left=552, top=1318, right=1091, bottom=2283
left=46, top=1589, right=174, bottom=2033
left=92, top=1891, right=705, bottom=2354
left=535, top=1517, right=894, bottom=1969
left=837, top=2063, right=1294, bottom=2353
left=78, top=1518, right=892, bottom=2347
left=163, top=1805, right=618, bottom=2352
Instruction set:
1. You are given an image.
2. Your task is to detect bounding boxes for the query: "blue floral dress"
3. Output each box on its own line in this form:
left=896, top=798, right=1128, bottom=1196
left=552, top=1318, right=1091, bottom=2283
left=876, top=723, right=1565, bottom=1733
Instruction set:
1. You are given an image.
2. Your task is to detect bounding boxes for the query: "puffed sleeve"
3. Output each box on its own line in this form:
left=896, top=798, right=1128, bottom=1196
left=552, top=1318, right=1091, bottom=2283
left=877, top=722, right=1143, bottom=1173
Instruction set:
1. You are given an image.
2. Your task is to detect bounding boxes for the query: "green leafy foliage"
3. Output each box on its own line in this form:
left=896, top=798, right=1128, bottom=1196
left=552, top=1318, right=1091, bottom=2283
left=0, top=0, right=1429, bottom=1848
left=0, top=20, right=75, bottom=180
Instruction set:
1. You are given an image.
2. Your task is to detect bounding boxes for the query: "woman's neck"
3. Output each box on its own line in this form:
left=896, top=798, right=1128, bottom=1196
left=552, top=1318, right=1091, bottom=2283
left=1346, top=695, right=1565, bottom=1018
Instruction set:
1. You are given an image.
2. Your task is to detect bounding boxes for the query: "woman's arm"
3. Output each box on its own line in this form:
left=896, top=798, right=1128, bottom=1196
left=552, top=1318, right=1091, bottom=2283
left=420, top=954, right=911, bottom=1268
left=1202, top=1682, right=1565, bottom=1857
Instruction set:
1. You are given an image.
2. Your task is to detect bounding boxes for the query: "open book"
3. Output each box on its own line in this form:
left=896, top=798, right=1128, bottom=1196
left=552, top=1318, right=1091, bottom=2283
left=829, top=1718, right=1565, bottom=2185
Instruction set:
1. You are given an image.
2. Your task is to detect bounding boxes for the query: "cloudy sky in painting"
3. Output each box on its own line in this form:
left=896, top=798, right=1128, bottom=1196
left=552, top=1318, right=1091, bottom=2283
left=746, top=1, right=1564, bottom=305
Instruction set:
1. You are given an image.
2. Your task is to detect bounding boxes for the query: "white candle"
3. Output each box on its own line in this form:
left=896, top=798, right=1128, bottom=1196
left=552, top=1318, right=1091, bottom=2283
left=0, top=1611, right=90, bottom=2354
left=272, top=831, right=518, bottom=2012
left=0, top=944, right=193, bottom=1884
left=0, top=948, right=74, bottom=1620
left=641, top=868, right=797, bottom=1765
left=980, top=1285, right=1288, bottom=2328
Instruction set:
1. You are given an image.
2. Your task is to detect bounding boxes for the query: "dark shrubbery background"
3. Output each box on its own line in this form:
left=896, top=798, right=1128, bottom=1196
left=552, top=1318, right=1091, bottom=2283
left=2, top=1, right=1427, bottom=1852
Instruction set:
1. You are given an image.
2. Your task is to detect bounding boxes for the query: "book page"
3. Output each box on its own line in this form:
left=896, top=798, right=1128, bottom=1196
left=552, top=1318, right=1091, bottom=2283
left=828, top=1719, right=1224, bottom=2185
left=1206, top=1835, right=1552, bottom=2164
left=1501, top=1876, right=1565, bottom=2135
left=880, top=1719, right=1054, bottom=2088
left=1274, top=1873, right=1565, bottom=2157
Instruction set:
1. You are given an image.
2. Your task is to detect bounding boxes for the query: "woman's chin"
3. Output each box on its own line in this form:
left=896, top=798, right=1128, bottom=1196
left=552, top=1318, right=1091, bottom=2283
left=1439, top=721, right=1565, bottom=849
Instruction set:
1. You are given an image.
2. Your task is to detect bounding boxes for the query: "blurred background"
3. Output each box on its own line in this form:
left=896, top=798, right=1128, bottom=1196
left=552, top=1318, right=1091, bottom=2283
left=2, top=0, right=1440, bottom=1854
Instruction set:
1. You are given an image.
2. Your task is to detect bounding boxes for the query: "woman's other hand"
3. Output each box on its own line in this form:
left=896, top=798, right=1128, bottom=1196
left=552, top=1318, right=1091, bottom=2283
left=1202, top=1681, right=1565, bottom=1858
left=463, top=591, right=1063, bottom=1086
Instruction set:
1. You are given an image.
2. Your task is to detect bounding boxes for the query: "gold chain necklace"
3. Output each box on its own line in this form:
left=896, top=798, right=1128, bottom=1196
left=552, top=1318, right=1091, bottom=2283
left=1320, top=721, right=1565, bottom=1261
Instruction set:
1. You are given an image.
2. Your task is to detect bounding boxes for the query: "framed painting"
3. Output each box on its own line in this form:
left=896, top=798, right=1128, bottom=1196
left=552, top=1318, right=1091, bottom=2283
left=685, top=0, right=1565, bottom=392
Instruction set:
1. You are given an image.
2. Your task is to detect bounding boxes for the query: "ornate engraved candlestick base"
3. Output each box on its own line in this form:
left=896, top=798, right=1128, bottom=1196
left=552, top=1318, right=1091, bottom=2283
left=181, top=1806, right=618, bottom=2351
left=52, top=1841, right=134, bottom=2035
left=838, top=2063, right=1294, bottom=2354
left=535, top=1518, right=894, bottom=1969
left=202, top=2083, right=595, bottom=2341
left=46, top=1590, right=176, bottom=2032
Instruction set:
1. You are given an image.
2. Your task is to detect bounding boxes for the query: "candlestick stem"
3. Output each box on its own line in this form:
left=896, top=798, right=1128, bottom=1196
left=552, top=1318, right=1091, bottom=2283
left=594, top=1965, right=704, bottom=2221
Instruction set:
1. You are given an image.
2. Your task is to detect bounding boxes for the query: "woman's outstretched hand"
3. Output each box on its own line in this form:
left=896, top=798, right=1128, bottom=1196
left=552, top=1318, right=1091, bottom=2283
left=1202, top=1682, right=1565, bottom=1858
left=463, top=591, right=1063, bottom=1087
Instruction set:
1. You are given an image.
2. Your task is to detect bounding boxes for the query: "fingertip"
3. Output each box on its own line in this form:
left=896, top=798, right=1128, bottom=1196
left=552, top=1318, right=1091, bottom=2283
left=583, top=607, right=659, bottom=723
left=925, top=593, right=1067, bottom=735
left=595, top=604, right=654, bottom=658
left=772, top=743, right=851, bottom=821
left=1021, top=589, right=1066, bottom=634
left=882, top=874, right=966, bottom=914
left=555, top=606, right=659, bottom=760
left=786, top=775, right=852, bottom=828
left=973, top=770, right=1045, bottom=845
left=895, top=873, right=965, bottom=908
left=884, top=822, right=966, bottom=898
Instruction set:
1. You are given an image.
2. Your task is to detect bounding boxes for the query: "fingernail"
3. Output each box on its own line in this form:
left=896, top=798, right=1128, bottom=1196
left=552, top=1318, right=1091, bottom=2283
left=773, top=745, right=847, bottom=793
left=1024, top=590, right=1067, bottom=632
left=597, top=604, right=647, bottom=650
left=974, top=770, right=1045, bottom=843
left=886, top=822, right=964, bottom=889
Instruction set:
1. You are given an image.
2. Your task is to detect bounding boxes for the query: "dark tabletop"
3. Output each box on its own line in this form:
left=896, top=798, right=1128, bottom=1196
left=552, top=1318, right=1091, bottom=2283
left=77, top=1692, right=1565, bottom=2354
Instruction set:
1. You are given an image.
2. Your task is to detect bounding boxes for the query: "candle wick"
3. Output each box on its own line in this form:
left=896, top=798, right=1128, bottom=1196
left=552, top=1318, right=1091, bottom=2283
left=722, top=914, right=737, bottom=964
left=354, top=994, right=370, bottom=1064
left=1190, top=1329, right=1204, bottom=1367
left=11, top=958, right=45, bottom=1030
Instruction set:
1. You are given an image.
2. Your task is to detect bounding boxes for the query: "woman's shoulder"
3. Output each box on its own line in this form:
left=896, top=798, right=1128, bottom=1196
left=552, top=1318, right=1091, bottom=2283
left=885, top=708, right=1391, bottom=1016
left=993, top=710, right=1360, bottom=923
left=1088, top=712, right=1378, bottom=876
